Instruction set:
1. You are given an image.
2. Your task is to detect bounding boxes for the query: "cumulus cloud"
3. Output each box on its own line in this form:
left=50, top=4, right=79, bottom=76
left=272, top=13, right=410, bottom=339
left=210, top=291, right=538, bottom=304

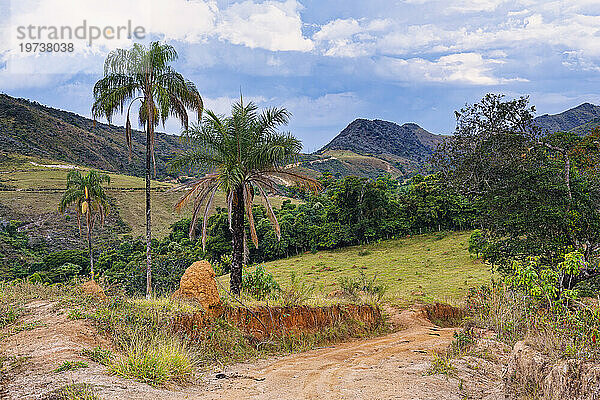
left=0, top=0, right=314, bottom=88
left=216, top=0, right=313, bottom=51
left=375, top=53, right=527, bottom=85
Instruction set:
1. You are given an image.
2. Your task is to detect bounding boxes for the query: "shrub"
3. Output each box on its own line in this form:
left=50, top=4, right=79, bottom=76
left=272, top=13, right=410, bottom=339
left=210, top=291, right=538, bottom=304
left=0, top=303, right=21, bottom=328
left=426, top=351, right=456, bottom=377
left=467, top=252, right=600, bottom=360
left=241, top=265, right=280, bottom=300
left=44, top=250, right=89, bottom=272
left=339, top=271, right=386, bottom=302
left=279, top=272, right=314, bottom=307
left=468, top=229, right=487, bottom=258
left=55, top=263, right=82, bottom=282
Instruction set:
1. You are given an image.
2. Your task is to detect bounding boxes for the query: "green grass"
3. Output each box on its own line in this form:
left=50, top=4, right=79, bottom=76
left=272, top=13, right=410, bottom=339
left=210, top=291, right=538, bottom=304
left=53, top=360, right=89, bottom=373
left=0, top=154, right=295, bottom=238
left=43, top=383, right=101, bottom=400
left=241, top=231, right=493, bottom=304
left=81, top=346, right=113, bottom=366
left=108, top=331, right=195, bottom=386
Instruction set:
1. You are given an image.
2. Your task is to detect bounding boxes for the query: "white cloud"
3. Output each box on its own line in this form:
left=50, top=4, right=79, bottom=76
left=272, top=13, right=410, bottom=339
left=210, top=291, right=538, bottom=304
left=375, top=53, right=527, bottom=85
left=313, top=18, right=389, bottom=58
left=216, top=0, right=313, bottom=51
left=1, top=0, right=312, bottom=58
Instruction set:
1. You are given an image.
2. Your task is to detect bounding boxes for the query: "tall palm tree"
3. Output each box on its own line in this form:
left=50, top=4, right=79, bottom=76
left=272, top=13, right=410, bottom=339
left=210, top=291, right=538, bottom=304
left=92, top=42, right=203, bottom=298
left=170, top=99, right=320, bottom=294
left=59, top=170, right=110, bottom=279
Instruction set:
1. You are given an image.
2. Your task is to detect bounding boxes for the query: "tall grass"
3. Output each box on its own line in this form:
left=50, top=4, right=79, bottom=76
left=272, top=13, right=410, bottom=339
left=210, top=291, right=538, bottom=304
left=91, top=296, right=201, bottom=386
left=466, top=281, right=600, bottom=360
left=109, top=330, right=195, bottom=386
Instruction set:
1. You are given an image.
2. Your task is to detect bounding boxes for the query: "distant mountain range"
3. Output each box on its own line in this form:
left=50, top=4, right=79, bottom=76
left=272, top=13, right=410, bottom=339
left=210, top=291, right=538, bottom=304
left=534, top=103, right=600, bottom=134
left=0, top=94, right=182, bottom=178
left=0, top=93, right=599, bottom=180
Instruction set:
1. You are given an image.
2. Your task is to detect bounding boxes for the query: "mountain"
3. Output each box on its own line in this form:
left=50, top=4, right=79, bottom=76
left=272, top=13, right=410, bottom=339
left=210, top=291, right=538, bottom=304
left=303, top=119, right=444, bottom=178
left=0, top=94, right=183, bottom=178
left=534, top=103, right=600, bottom=134
left=318, top=119, right=443, bottom=162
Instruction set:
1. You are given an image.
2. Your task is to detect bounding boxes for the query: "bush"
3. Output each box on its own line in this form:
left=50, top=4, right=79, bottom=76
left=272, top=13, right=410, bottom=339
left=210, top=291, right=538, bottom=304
left=241, top=265, right=280, bottom=300
left=468, top=229, right=487, bottom=258
left=339, top=271, right=386, bottom=302
left=55, top=263, right=82, bottom=282
left=279, top=272, right=314, bottom=307
left=426, top=351, right=456, bottom=377
left=44, top=250, right=89, bottom=272
left=467, top=252, right=600, bottom=360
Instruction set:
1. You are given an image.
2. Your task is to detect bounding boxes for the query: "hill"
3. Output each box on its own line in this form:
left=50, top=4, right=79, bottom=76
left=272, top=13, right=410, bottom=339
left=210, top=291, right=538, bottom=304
left=318, top=119, right=443, bottom=163
left=534, top=102, right=600, bottom=134
left=247, top=231, right=490, bottom=303
left=306, top=119, right=445, bottom=178
left=0, top=94, right=183, bottom=179
left=0, top=152, right=293, bottom=253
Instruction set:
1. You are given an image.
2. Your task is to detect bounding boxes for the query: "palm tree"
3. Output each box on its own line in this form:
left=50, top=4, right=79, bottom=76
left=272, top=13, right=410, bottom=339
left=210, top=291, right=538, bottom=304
left=59, top=170, right=110, bottom=278
left=170, top=99, right=320, bottom=294
left=92, top=42, right=203, bottom=298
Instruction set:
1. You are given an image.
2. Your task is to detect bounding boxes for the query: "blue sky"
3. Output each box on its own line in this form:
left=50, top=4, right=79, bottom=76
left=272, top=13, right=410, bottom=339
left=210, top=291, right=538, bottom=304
left=1, top=0, right=600, bottom=151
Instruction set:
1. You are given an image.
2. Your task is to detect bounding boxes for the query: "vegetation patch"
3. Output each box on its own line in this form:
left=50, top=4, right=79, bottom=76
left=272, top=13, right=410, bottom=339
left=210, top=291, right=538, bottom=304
left=426, top=351, right=456, bottom=378
left=41, top=383, right=101, bottom=400
left=109, top=331, right=195, bottom=386
left=80, top=346, right=113, bottom=366
left=53, top=360, right=89, bottom=373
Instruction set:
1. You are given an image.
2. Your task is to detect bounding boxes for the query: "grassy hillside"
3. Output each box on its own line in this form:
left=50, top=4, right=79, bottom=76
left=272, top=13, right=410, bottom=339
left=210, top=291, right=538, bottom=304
left=237, top=231, right=492, bottom=304
left=0, top=152, right=292, bottom=246
left=295, top=150, right=408, bottom=179
left=0, top=94, right=183, bottom=179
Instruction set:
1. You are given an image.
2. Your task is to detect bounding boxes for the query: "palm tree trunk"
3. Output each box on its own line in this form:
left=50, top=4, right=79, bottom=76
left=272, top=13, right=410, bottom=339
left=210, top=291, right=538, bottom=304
left=87, top=213, right=94, bottom=279
left=230, top=185, right=244, bottom=295
left=145, top=104, right=153, bottom=299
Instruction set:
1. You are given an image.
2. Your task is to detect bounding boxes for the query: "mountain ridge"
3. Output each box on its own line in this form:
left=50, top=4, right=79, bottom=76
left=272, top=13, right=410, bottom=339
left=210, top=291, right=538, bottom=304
left=317, top=118, right=444, bottom=162
left=533, top=102, right=600, bottom=134
left=0, top=94, right=183, bottom=178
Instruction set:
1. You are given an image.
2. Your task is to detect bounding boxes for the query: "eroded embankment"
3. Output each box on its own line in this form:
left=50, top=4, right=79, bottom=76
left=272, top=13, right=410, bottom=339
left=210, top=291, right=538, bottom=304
left=174, top=304, right=384, bottom=339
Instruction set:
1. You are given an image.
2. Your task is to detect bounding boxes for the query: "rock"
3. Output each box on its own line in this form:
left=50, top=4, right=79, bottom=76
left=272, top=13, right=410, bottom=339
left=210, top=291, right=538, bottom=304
left=172, top=260, right=222, bottom=316
left=80, top=280, right=106, bottom=301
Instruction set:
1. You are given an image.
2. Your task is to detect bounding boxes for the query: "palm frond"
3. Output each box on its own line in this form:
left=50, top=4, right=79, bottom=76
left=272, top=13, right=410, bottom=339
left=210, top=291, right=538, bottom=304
left=244, top=183, right=258, bottom=248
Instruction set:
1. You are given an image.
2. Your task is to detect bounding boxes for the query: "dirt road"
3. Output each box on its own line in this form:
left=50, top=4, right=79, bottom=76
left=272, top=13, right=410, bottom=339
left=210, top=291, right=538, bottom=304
left=1, top=302, right=503, bottom=400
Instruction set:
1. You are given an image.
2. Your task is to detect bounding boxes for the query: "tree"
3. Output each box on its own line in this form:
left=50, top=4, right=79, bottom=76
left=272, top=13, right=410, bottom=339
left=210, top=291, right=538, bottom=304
left=59, top=170, right=110, bottom=278
left=92, top=42, right=203, bottom=298
left=435, top=94, right=600, bottom=287
left=170, top=98, right=319, bottom=294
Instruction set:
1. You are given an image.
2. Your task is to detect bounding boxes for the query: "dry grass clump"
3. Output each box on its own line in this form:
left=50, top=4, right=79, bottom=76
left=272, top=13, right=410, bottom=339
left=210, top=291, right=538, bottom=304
left=109, top=330, right=195, bottom=386
left=42, top=383, right=101, bottom=400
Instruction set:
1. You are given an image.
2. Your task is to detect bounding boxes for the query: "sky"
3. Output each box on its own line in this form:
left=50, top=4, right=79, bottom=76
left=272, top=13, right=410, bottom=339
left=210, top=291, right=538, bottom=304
left=1, top=0, right=599, bottom=152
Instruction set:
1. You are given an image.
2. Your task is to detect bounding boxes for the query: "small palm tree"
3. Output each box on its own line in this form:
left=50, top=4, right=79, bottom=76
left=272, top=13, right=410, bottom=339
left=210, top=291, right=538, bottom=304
left=92, top=41, right=203, bottom=297
left=170, top=99, right=320, bottom=294
left=59, top=170, right=110, bottom=278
